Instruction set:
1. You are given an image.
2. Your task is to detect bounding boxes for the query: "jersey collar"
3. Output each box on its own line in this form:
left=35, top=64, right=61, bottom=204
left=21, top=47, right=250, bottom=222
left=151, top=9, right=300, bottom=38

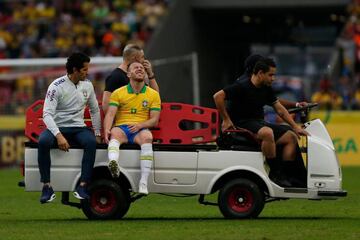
left=64, top=74, right=80, bottom=86
left=127, top=83, right=147, bottom=94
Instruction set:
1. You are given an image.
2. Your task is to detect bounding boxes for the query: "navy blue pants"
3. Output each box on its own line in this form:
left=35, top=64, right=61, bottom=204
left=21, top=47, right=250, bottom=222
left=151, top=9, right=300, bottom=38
left=38, top=127, right=97, bottom=184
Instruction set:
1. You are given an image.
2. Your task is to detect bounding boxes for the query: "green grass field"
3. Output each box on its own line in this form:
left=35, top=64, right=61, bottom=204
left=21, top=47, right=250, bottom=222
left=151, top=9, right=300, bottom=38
left=0, top=167, right=359, bottom=240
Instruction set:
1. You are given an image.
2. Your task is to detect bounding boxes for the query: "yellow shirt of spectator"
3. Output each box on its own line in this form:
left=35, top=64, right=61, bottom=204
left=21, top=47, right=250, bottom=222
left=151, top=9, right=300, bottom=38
left=109, top=84, right=161, bottom=126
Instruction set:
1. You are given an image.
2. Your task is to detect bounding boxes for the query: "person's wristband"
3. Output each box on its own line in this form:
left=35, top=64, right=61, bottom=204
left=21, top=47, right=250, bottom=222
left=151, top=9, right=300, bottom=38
left=148, top=74, right=155, bottom=79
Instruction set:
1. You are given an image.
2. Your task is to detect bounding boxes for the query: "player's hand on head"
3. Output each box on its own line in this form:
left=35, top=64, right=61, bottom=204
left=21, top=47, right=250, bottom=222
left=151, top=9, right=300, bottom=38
left=143, top=60, right=153, bottom=75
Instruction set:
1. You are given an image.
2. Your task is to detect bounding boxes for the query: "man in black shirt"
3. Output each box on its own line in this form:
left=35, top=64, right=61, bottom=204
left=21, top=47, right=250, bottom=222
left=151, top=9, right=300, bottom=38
left=236, top=54, right=309, bottom=186
left=213, top=58, right=309, bottom=187
left=102, top=44, right=160, bottom=112
left=237, top=54, right=308, bottom=108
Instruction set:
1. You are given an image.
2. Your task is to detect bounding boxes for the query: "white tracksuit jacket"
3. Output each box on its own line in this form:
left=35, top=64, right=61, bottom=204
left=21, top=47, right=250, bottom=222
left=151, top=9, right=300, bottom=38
left=43, top=75, right=101, bottom=137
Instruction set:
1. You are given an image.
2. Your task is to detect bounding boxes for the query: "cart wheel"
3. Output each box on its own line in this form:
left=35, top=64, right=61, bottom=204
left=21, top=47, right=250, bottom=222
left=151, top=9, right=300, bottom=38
left=218, top=178, right=265, bottom=219
left=82, top=179, right=130, bottom=220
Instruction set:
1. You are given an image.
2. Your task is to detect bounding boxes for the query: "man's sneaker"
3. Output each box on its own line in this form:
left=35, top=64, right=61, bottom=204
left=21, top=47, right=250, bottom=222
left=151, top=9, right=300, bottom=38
left=40, top=185, right=56, bottom=204
left=73, top=185, right=90, bottom=200
left=138, top=182, right=148, bottom=195
left=108, top=159, right=120, bottom=178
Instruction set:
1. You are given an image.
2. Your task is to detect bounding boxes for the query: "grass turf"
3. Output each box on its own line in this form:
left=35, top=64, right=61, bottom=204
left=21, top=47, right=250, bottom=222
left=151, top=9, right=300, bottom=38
left=0, top=167, right=359, bottom=240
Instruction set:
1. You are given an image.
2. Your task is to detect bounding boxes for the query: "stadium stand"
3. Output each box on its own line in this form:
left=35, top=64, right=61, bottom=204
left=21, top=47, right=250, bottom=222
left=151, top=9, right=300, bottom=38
left=0, top=0, right=169, bottom=115
left=1, top=0, right=360, bottom=113
left=0, top=0, right=169, bottom=58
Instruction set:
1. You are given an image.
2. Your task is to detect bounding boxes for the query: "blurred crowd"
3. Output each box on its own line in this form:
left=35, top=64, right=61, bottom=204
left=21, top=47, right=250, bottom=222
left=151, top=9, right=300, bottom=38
left=0, top=0, right=168, bottom=58
left=272, top=0, right=360, bottom=111
left=2, top=0, right=360, bottom=114
left=0, top=70, right=106, bottom=115
left=320, top=0, right=360, bottom=110
left=311, top=75, right=360, bottom=110
left=0, top=0, right=168, bottom=114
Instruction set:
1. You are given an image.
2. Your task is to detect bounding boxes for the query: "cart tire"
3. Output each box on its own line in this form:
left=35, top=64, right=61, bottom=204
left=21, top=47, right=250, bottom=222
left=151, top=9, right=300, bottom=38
left=218, top=178, right=265, bottom=219
left=82, top=179, right=130, bottom=220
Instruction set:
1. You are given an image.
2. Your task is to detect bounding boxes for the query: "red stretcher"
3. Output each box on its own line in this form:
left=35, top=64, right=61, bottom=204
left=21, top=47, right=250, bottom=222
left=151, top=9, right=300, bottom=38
left=25, top=100, right=219, bottom=144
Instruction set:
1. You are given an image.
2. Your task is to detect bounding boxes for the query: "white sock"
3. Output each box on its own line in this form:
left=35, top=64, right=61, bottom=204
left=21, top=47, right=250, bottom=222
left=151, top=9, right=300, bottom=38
left=108, top=139, right=120, bottom=162
left=140, top=143, right=153, bottom=184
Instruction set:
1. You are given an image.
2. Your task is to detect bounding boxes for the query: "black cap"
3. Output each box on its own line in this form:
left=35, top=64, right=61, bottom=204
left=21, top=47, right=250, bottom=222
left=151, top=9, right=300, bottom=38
left=244, top=54, right=265, bottom=75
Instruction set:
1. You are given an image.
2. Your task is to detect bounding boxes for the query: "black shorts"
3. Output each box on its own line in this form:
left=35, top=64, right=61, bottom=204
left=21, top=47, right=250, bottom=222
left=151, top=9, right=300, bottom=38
left=236, top=119, right=291, bottom=142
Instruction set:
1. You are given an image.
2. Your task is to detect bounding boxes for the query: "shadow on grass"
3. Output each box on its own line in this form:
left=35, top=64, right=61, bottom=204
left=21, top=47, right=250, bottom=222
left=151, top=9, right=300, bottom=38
left=1, top=216, right=359, bottom=223
left=123, top=216, right=359, bottom=221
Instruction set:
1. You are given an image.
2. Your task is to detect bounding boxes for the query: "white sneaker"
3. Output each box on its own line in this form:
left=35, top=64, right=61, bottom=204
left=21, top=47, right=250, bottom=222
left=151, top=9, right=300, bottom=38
left=138, top=182, right=148, bottom=195
left=108, top=160, right=120, bottom=178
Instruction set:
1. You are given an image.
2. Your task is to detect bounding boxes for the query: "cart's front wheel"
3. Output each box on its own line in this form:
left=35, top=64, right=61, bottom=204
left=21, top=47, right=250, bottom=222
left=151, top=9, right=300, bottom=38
left=218, top=178, right=264, bottom=219
left=82, top=179, right=130, bottom=220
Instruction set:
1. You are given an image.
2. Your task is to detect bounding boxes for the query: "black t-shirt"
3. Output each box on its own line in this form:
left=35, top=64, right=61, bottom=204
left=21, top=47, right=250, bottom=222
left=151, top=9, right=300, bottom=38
left=235, top=73, right=248, bottom=83
left=223, top=78, right=278, bottom=124
left=104, top=68, right=128, bottom=92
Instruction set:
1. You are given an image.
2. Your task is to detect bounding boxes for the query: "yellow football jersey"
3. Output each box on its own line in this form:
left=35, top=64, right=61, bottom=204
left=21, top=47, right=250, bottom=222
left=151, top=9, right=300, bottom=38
left=109, top=84, right=161, bottom=126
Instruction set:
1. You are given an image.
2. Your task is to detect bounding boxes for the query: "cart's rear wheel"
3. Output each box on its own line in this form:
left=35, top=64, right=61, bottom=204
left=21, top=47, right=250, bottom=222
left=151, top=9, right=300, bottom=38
left=82, top=179, right=130, bottom=220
